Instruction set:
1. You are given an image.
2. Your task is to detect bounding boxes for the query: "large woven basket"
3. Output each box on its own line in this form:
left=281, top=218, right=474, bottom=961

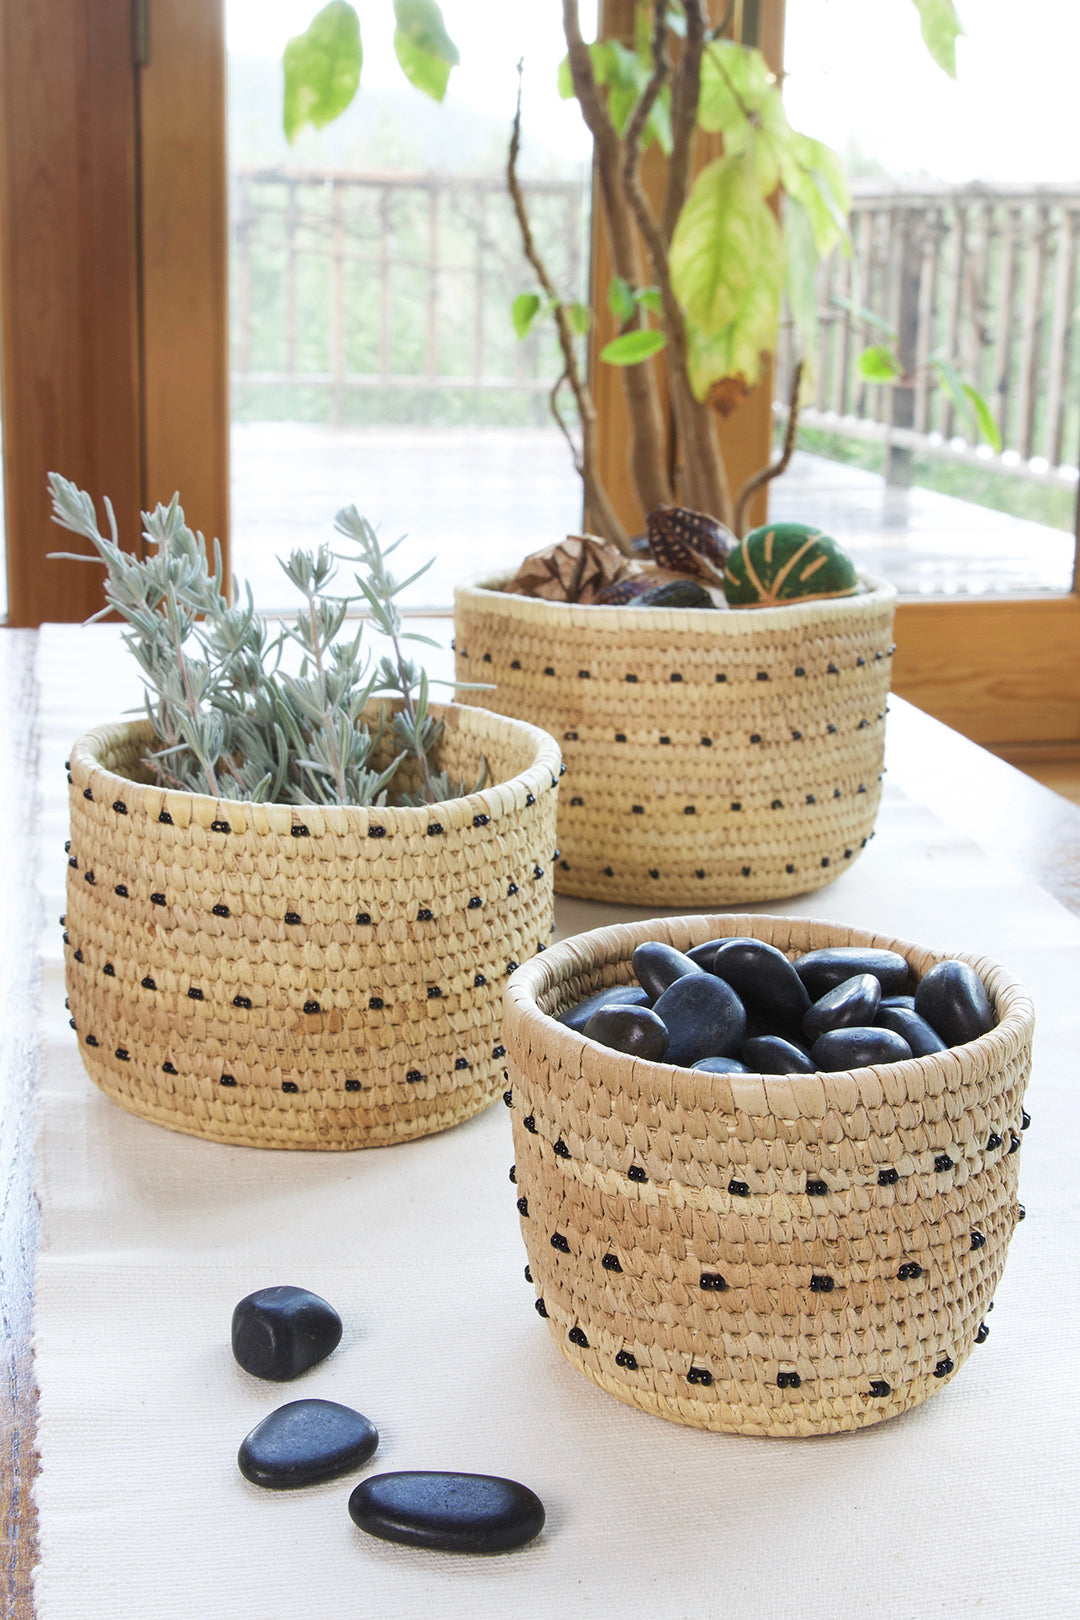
left=454, top=575, right=897, bottom=905
left=63, top=702, right=561, bottom=1149
left=503, top=913, right=1033, bottom=1437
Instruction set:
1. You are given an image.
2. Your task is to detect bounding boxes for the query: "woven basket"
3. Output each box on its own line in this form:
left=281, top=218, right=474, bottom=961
left=503, top=913, right=1033, bottom=1437
left=454, top=575, right=897, bottom=905
left=63, top=701, right=561, bottom=1149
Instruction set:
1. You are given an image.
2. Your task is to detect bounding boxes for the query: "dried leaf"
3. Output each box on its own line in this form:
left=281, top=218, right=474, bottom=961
left=502, top=535, right=640, bottom=605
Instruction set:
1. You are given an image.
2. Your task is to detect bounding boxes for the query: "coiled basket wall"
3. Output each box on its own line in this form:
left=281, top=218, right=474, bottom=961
left=454, top=575, right=897, bottom=906
left=503, top=913, right=1033, bottom=1437
left=64, top=702, right=561, bottom=1149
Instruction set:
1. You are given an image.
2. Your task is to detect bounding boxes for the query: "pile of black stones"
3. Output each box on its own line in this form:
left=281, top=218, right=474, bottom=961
left=230, top=1284, right=544, bottom=1554
left=559, top=939, right=997, bottom=1074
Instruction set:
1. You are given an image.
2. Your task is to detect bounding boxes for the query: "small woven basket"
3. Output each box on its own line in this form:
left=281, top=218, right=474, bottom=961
left=454, top=575, right=897, bottom=905
left=64, top=701, right=561, bottom=1149
left=504, top=913, right=1033, bottom=1437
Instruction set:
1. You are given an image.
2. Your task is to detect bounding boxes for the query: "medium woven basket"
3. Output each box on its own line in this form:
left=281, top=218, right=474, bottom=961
left=63, top=701, right=561, bottom=1149
left=503, top=913, right=1033, bottom=1437
left=454, top=575, right=897, bottom=905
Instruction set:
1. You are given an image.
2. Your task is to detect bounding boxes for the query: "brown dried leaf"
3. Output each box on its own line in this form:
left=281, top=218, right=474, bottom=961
left=502, top=534, right=641, bottom=604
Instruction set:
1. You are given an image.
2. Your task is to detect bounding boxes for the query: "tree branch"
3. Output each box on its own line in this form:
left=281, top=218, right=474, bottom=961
left=661, top=0, right=707, bottom=247
left=733, top=360, right=804, bottom=537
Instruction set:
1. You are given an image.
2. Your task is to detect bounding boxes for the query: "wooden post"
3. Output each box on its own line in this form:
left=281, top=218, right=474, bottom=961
left=886, top=207, right=920, bottom=488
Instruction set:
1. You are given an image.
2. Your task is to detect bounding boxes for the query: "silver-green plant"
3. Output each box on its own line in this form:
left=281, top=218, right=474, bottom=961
left=48, top=473, right=487, bottom=808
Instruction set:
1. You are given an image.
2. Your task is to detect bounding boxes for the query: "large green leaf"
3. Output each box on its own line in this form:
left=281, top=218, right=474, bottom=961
left=670, top=152, right=782, bottom=336
left=685, top=250, right=782, bottom=405
left=779, top=132, right=851, bottom=258
left=393, top=0, right=459, bottom=102
left=698, top=42, right=792, bottom=195
left=283, top=1, right=362, bottom=143
left=557, top=39, right=672, bottom=153
left=600, top=329, right=668, bottom=366
left=911, top=0, right=963, bottom=78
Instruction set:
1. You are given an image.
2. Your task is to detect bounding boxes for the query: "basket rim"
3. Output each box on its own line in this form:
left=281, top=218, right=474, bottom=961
left=455, top=570, right=897, bottom=634
left=68, top=699, right=563, bottom=837
left=504, top=911, right=1035, bottom=1120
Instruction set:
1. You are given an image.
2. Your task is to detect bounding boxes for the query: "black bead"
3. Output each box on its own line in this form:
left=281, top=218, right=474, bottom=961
left=162, top=1060, right=177, bottom=1074
left=282, top=1081, right=298, bottom=1093
left=284, top=912, right=301, bottom=925
left=454, top=1057, right=469, bottom=1071
left=103, top=963, right=115, bottom=977
left=291, top=824, right=310, bottom=838
left=356, top=912, right=371, bottom=926
left=212, top=903, right=230, bottom=917
left=553, top=1139, right=570, bottom=1158
left=806, top=794, right=816, bottom=805
left=649, top=869, right=660, bottom=879
left=220, top=1074, right=237, bottom=1087
left=700, top=1273, right=727, bottom=1291
left=115, top=1047, right=130, bottom=1061
left=970, top=1231, right=986, bottom=1250
left=701, top=736, right=712, bottom=747
left=809, top=1275, right=834, bottom=1293
left=794, top=666, right=805, bottom=677
left=406, top=1070, right=422, bottom=1083
left=728, top=1179, right=750, bottom=1197
left=740, top=866, right=751, bottom=877
left=483, top=652, right=492, bottom=663
left=211, top=819, right=231, bottom=833
left=83, top=787, right=93, bottom=800
left=73, top=949, right=84, bottom=962
left=510, top=660, right=521, bottom=670
left=685, top=805, right=696, bottom=815
left=792, top=730, right=802, bottom=741
left=897, top=1262, right=923, bottom=1280
left=474, top=973, right=487, bottom=987
left=84, top=1032, right=98, bottom=1045
left=303, top=1000, right=321, bottom=1014
left=568, top=1326, right=589, bottom=1348
left=564, top=731, right=577, bottom=742
left=368, top=825, right=385, bottom=839
left=602, top=1253, right=622, bottom=1272
left=503, top=1089, right=513, bottom=1107
left=233, top=995, right=252, bottom=1009
left=605, top=866, right=615, bottom=877
left=1017, top=1203, right=1026, bottom=1220
left=627, top=1165, right=647, bottom=1183
left=544, top=667, right=554, bottom=676
left=716, top=673, right=727, bottom=683
left=686, top=1365, right=713, bottom=1387
left=69, top=1018, right=76, bottom=1029
left=749, top=733, right=761, bottom=744
left=975, top=1321, right=990, bottom=1344
left=523, top=1263, right=530, bottom=1280
left=523, top=1115, right=537, bottom=1133
left=771, top=799, right=783, bottom=810
left=671, top=672, right=683, bottom=682
left=827, top=724, right=837, bottom=734
left=869, top=1380, right=891, bottom=1397
left=827, top=663, right=839, bottom=674
left=659, top=735, right=671, bottom=745
left=776, top=1371, right=801, bottom=1389
left=525, top=793, right=535, bottom=806
left=615, top=1350, right=638, bottom=1370
left=188, top=986, right=204, bottom=1000
left=344, top=1080, right=361, bottom=1092
left=577, top=670, right=590, bottom=680
left=533, top=865, right=544, bottom=879
left=427, top=822, right=444, bottom=836
left=68, top=856, right=77, bottom=869
left=934, top=1357, right=954, bottom=1378
left=878, top=1168, right=899, bottom=1186
left=492, top=1044, right=506, bottom=1059
left=158, top=811, right=172, bottom=824
left=506, top=961, right=519, bottom=975
left=625, top=673, right=638, bottom=683
left=550, top=1233, right=570, bottom=1253
left=112, top=799, right=127, bottom=814
left=473, top=814, right=490, bottom=827
left=83, top=870, right=96, bottom=885
left=535, top=1298, right=548, bottom=1317
left=695, top=868, right=706, bottom=878
left=632, top=805, right=644, bottom=814
left=507, top=883, right=518, bottom=896
left=1022, top=1109, right=1031, bottom=1130
left=141, top=976, right=156, bottom=990
left=151, top=892, right=166, bottom=906
left=1009, top=1131, right=1022, bottom=1154
left=517, top=1197, right=529, bottom=1216
left=820, top=857, right=830, bottom=868
left=935, top=1154, right=954, bottom=1172
left=786, top=864, right=795, bottom=874
left=427, top=986, right=442, bottom=998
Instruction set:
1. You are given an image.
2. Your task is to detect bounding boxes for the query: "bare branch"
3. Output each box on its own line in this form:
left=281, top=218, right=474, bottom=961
left=733, top=361, right=805, bottom=537
left=661, top=0, right=707, bottom=246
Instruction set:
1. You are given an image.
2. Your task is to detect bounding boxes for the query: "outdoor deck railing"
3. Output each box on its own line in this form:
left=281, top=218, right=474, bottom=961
left=231, top=170, right=1080, bottom=485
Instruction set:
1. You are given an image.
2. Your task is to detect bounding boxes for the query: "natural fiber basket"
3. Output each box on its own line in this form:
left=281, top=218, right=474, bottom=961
left=63, top=701, right=560, bottom=1149
left=454, top=575, right=897, bottom=905
left=503, top=913, right=1033, bottom=1437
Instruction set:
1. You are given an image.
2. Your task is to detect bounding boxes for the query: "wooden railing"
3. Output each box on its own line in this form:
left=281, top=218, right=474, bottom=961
left=775, top=180, right=1080, bottom=487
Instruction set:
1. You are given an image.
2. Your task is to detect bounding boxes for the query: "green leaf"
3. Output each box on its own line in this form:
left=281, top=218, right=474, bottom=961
left=557, top=53, right=574, bottom=99
left=963, top=383, right=1002, bottom=453
left=859, top=345, right=903, bottom=381
left=635, top=287, right=663, bottom=314
left=393, top=0, right=459, bottom=102
left=600, top=329, right=668, bottom=365
left=670, top=152, right=782, bottom=336
left=685, top=237, right=782, bottom=403
left=283, top=1, right=362, bottom=143
left=698, top=40, right=772, bottom=137
left=566, top=302, right=592, bottom=336
left=512, top=292, right=541, bottom=340
left=911, top=0, right=963, bottom=78
left=608, top=276, right=636, bottom=324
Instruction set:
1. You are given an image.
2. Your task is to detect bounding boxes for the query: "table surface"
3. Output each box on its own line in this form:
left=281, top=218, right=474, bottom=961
left=4, top=624, right=1080, bottom=1618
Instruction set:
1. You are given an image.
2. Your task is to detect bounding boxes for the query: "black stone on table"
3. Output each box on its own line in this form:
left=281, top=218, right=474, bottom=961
left=238, top=1398, right=378, bottom=1489
left=583, top=1003, right=669, bottom=1061
left=231, top=1285, right=343, bottom=1381
left=874, top=1004, right=947, bottom=1057
left=651, top=973, right=747, bottom=1067
left=802, top=973, right=882, bottom=1044
left=809, top=1026, right=914, bottom=1071
left=710, top=938, right=811, bottom=1030
left=348, top=1471, right=545, bottom=1554
left=632, top=940, right=703, bottom=1001
left=793, top=946, right=912, bottom=999
left=741, top=1034, right=817, bottom=1075
left=914, top=959, right=997, bottom=1046
left=557, top=984, right=651, bottom=1032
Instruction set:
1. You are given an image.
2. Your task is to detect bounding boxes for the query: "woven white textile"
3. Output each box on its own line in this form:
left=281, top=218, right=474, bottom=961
left=31, top=625, right=1080, bottom=1619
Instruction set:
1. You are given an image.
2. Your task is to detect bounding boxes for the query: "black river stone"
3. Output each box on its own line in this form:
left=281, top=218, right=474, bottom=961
left=914, top=960, right=996, bottom=1046
left=348, top=1471, right=545, bottom=1554
left=651, top=973, right=747, bottom=1067
left=686, top=937, right=727, bottom=969
left=632, top=941, right=703, bottom=1001
left=558, top=984, right=650, bottom=1031
left=881, top=994, right=916, bottom=1011
left=691, top=1055, right=749, bottom=1074
left=874, top=1004, right=947, bottom=1057
left=794, top=946, right=912, bottom=999
left=583, top=1003, right=669, bottom=1061
left=741, top=1034, right=817, bottom=1075
left=231, top=1286, right=343, bottom=1381
left=238, top=1398, right=378, bottom=1489
left=810, top=1026, right=914, bottom=1071
left=711, top=939, right=811, bottom=1030
left=803, top=973, right=882, bottom=1043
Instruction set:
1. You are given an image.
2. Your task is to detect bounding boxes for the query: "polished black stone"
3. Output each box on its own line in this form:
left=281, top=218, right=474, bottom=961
left=686, top=937, right=727, bottom=969
left=238, top=1399, right=378, bottom=1489
left=558, top=984, right=651, bottom=1031
left=741, top=1034, right=817, bottom=1074
left=690, top=1055, right=749, bottom=1073
left=632, top=940, right=703, bottom=1000
left=583, top=1004, right=669, bottom=1061
left=803, top=973, right=882, bottom=1043
left=710, top=939, right=811, bottom=1030
left=651, top=972, right=747, bottom=1067
left=880, top=994, right=916, bottom=1011
left=231, top=1286, right=343, bottom=1381
left=348, top=1471, right=545, bottom=1554
left=914, top=960, right=996, bottom=1046
left=874, top=1004, right=947, bottom=1057
left=794, top=946, right=911, bottom=999
left=810, top=1026, right=914, bottom=1071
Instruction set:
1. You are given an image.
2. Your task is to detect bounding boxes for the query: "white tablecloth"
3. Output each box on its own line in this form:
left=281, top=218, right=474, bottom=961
left=31, top=626, right=1080, bottom=1618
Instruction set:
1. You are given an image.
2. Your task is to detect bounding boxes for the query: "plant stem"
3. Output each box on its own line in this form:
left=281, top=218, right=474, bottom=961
left=305, top=587, right=348, bottom=803
left=387, top=621, right=438, bottom=806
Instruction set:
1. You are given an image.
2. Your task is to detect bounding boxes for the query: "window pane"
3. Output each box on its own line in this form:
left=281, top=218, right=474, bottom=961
left=226, top=1, right=595, bottom=609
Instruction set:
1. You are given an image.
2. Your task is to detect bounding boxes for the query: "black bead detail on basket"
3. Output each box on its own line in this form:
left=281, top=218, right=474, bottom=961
left=292, top=825, right=310, bottom=838
left=503, top=1089, right=513, bottom=1107
left=534, top=1298, right=548, bottom=1317
left=344, top=1080, right=361, bottom=1092
left=510, top=659, right=521, bottom=669
left=455, top=1058, right=470, bottom=1071
left=516, top=1196, right=529, bottom=1216
left=506, top=961, right=519, bottom=975
left=615, top=1350, right=638, bottom=1370
left=493, top=1044, right=506, bottom=1059
left=650, top=869, right=660, bottom=879
left=716, top=673, right=727, bottom=683
left=975, top=1322, right=990, bottom=1344
left=551, top=1232, right=570, bottom=1253
left=970, top=1231, right=986, bottom=1250
left=212, top=903, right=230, bottom=918
left=282, top=1081, right=298, bottom=1094
left=187, top=987, right=204, bottom=1001
left=417, top=908, right=434, bottom=921
left=83, top=788, right=93, bottom=800
left=544, top=667, right=555, bottom=676
left=687, top=1366, right=713, bottom=1386
left=115, top=1047, right=130, bottom=1061
left=602, top=1253, right=622, bottom=1272
left=68, top=857, right=77, bottom=869
left=615, top=733, right=626, bottom=743
left=777, top=1372, right=801, bottom=1390
left=523, top=1114, right=537, bottom=1133
left=482, top=652, right=492, bottom=662
left=284, top=912, right=302, bottom=925
left=474, top=973, right=487, bottom=987
left=233, top=995, right=252, bottom=1010
left=151, top=893, right=166, bottom=906
left=553, top=1139, right=570, bottom=1158
left=427, top=986, right=442, bottom=998
left=878, top=1168, right=899, bottom=1186
left=627, top=1165, right=647, bottom=1183
left=986, top=1131, right=1003, bottom=1151
left=507, top=883, right=518, bottom=896
left=1022, top=1109, right=1031, bottom=1130
left=73, top=949, right=83, bottom=962
left=728, top=1179, right=750, bottom=1197
left=1009, top=1131, right=1022, bottom=1153
left=786, top=864, right=795, bottom=874
left=467, top=896, right=483, bottom=909
left=158, top=811, right=172, bottom=824
left=141, top=977, right=156, bottom=991
left=112, top=800, right=127, bottom=814
left=935, top=1153, right=954, bottom=1171
left=427, top=823, right=444, bottom=836
left=810, top=1275, right=834, bottom=1293
left=406, top=1069, right=423, bottom=1083
left=897, top=1262, right=923, bottom=1280
left=103, top=963, right=115, bottom=976
left=525, top=793, right=535, bottom=805
left=162, top=1061, right=177, bottom=1074
left=356, top=912, right=371, bottom=926
left=84, top=871, right=96, bottom=885
left=303, top=1000, right=321, bottom=1014
left=368, top=825, right=386, bottom=839
left=934, top=1357, right=954, bottom=1378
left=211, top=819, right=231, bottom=834
left=568, top=1326, right=589, bottom=1347
left=220, top=1074, right=237, bottom=1087
left=700, top=1273, right=727, bottom=1291
left=1017, top=1203, right=1026, bottom=1221
left=869, top=1380, right=891, bottom=1398
left=632, top=805, right=644, bottom=815
left=533, top=865, right=545, bottom=879
left=741, top=867, right=751, bottom=878
left=523, top=1263, right=531, bottom=1281
left=473, top=814, right=490, bottom=827
left=701, top=736, right=712, bottom=747
left=84, top=1033, right=98, bottom=1046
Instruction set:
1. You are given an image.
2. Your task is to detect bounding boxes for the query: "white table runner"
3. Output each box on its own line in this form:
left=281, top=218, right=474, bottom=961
left=31, top=626, right=1080, bottom=1618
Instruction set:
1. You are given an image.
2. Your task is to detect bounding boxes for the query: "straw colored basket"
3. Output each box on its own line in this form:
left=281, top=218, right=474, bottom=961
left=63, top=701, right=561, bottom=1149
left=454, top=575, right=897, bottom=906
left=503, top=913, right=1033, bottom=1437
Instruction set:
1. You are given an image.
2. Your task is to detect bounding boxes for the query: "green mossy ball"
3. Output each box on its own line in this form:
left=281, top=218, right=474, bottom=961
left=723, top=522, right=859, bottom=608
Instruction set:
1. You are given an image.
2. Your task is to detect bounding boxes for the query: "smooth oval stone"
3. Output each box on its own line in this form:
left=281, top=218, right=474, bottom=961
left=232, top=1286, right=342, bottom=1381
left=914, top=960, right=996, bottom=1046
left=794, top=946, right=912, bottom=999
left=690, top=1055, right=749, bottom=1074
left=583, top=1004, right=669, bottom=1062
left=881, top=994, right=916, bottom=1011
left=810, top=1026, right=914, bottom=1071
left=741, top=1035, right=817, bottom=1075
left=686, top=937, right=727, bottom=969
left=803, top=973, right=882, bottom=1043
left=874, top=1004, right=947, bottom=1057
left=348, top=1471, right=545, bottom=1555
left=632, top=941, right=703, bottom=1001
left=238, top=1399, right=378, bottom=1489
left=711, top=939, right=811, bottom=1029
left=652, top=973, right=747, bottom=1067
left=558, top=984, right=650, bottom=1031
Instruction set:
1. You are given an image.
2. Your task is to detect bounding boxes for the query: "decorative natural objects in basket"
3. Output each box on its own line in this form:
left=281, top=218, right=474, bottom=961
left=454, top=514, right=897, bottom=906
left=65, top=704, right=559, bottom=1149
left=503, top=914, right=1034, bottom=1437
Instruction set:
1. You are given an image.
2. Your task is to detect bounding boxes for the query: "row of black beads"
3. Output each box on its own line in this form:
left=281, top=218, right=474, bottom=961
left=89, top=793, right=556, bottom=831
left=461, top=646, right=896, bottom=681
left=71, top=1044, right=500, bottom=1093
